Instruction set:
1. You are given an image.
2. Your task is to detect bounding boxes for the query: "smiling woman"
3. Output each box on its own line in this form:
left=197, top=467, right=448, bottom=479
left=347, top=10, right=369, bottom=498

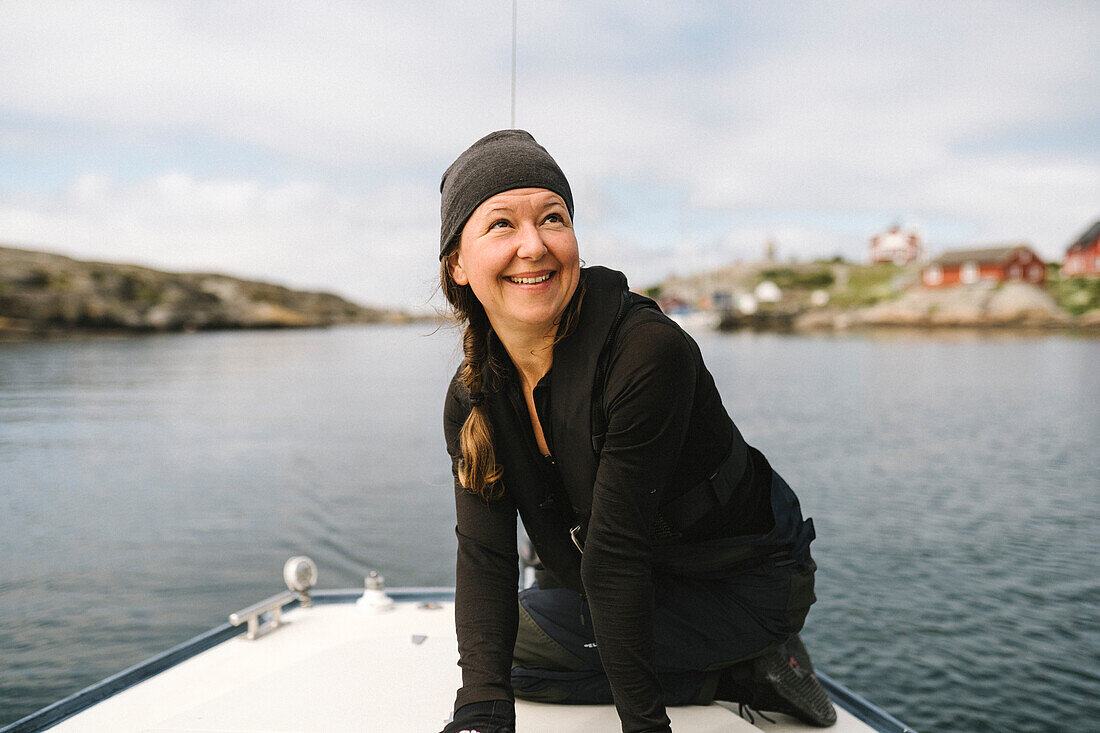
left=435, top=130, right=835, bottom=733
left=438, top=131, right=584, bottom=498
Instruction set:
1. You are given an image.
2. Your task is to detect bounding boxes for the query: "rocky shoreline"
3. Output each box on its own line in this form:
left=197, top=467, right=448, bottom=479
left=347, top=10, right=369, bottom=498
left=0, top=246, right=413, bottom=338
left=795, top=282, right=1098, bottom=332
left=656, top=261, right=1099, bottom=334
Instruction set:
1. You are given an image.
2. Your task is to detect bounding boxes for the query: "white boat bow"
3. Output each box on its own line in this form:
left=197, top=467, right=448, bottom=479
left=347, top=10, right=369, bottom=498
left=4, top=562, right=915, bottom=733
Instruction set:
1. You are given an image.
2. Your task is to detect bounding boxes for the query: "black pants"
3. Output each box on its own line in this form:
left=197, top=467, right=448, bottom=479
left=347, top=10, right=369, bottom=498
left=512, top=470, right=817, bottom=706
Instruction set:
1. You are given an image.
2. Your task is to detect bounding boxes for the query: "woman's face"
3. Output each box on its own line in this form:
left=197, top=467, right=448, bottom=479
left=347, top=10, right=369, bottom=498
left=451, top=188, right=580, bottom=339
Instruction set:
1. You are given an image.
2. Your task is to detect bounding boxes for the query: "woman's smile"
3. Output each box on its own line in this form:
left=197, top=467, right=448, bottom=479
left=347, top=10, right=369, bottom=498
left=504, top=271, right=553, bottom=285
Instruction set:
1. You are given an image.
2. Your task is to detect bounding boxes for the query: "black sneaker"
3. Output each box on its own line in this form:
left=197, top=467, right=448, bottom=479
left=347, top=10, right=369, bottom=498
left=750, top=636, right=837, bottom=727
left=783, top=632, right=815, bottom=673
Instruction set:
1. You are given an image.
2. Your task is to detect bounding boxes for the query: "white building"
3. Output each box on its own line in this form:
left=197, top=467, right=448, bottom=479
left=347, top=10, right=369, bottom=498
left=869, top=225, right=922, bottom=265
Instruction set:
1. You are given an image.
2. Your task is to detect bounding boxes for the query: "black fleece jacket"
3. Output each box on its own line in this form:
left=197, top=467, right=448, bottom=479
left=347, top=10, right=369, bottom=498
left=443, top=268, right=773, bottom=733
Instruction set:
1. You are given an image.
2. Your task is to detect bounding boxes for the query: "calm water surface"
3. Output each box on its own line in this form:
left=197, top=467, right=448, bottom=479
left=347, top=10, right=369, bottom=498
left=1, top=325, right=1097, bottom=732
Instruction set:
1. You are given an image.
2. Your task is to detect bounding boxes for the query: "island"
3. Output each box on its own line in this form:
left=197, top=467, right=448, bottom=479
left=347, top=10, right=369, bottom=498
left=0, top=245, right=415, bottom=338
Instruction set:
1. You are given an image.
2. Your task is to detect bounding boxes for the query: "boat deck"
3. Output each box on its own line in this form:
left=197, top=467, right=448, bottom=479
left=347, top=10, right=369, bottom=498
left=13, top=590, right=910, bottom=732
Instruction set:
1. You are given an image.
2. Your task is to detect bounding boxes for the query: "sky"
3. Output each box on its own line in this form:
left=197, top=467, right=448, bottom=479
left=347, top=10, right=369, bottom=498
left=1, top=0, right=1097, bottom=309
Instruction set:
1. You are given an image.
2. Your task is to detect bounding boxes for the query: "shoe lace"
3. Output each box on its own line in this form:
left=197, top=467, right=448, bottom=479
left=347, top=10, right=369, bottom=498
left=736, top=703, right=776, bottom=725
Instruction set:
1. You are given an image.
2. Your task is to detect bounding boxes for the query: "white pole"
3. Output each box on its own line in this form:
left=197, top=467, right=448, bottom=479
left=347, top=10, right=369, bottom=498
left=511, top=0, right=517, bottom=128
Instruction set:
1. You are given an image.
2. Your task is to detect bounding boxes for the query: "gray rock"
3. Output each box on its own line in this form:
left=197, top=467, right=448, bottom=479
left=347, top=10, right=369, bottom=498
left=850, top=282, right=1069, bottom=327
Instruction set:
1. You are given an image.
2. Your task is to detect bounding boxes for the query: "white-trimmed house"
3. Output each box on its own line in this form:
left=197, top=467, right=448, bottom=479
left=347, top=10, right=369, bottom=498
left=922, top=245, right=1045, bottom=288
left=1062, top=220, right=1100, bottom=277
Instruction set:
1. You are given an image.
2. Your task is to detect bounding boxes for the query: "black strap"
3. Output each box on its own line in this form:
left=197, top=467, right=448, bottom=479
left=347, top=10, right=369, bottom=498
left=657, top=441, right=748, bottom=532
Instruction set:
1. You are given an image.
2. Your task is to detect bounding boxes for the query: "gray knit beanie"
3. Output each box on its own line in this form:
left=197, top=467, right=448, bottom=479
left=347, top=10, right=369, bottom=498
left=439, top=129, right=573, bottom=259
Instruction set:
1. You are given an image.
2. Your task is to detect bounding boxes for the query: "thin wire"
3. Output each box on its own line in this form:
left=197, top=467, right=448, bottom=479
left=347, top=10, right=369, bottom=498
left=510, top=0, right=517, bottom=128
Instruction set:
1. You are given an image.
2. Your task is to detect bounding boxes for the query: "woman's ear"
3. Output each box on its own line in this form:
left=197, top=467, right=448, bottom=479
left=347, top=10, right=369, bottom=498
left=449, top=252, right=469, bottom=286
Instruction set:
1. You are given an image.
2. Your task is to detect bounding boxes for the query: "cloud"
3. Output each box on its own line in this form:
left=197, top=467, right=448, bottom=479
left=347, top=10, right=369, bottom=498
left=0, top=0, right=1097, bottom=297
left=0, top=172, right=440, bottom=308
left=0, top=0, right=519, bottom=170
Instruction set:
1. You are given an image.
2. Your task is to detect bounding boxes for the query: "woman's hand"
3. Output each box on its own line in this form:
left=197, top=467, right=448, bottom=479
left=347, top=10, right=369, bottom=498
left=441, top=700, right=516, bottom=733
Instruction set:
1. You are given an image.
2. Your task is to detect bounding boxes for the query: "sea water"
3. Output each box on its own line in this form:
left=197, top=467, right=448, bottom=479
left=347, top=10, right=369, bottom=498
left=1, top=325, right=1097, bottom=732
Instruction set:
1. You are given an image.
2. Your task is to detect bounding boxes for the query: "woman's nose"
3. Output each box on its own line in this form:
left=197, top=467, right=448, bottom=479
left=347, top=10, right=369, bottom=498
left=515, top=223, right=547, bottom=259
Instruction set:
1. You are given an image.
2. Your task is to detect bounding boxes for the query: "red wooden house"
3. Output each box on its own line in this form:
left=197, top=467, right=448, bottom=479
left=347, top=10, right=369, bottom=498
left=922, top=245, right=1045, bottom=287
left=1062, top=220, right=1100, bottom=277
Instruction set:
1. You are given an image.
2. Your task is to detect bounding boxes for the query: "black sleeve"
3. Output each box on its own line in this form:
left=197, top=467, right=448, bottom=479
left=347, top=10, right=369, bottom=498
left=442, top=700, right=516, bottom=733
left=579, top=318, right=697, bottom=733
left=444, top=373, right=520, bottom=713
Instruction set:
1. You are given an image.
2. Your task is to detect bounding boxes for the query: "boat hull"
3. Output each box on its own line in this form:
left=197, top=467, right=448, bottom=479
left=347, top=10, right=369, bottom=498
left=3, top=589, right=914, bottom=733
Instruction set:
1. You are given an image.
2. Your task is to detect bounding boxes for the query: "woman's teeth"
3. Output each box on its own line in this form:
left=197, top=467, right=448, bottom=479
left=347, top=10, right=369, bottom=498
left=507, top=274, right=551, bottom=284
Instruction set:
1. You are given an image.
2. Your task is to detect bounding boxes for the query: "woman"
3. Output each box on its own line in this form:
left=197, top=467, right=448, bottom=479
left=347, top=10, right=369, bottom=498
left=439, top=130, right=836, bottom=733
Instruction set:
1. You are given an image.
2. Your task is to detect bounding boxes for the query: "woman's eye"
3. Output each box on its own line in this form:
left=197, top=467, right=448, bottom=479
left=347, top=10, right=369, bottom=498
left=543, top=213, right=564, bottom=224
left=489, top=219, right=511, bottom=230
